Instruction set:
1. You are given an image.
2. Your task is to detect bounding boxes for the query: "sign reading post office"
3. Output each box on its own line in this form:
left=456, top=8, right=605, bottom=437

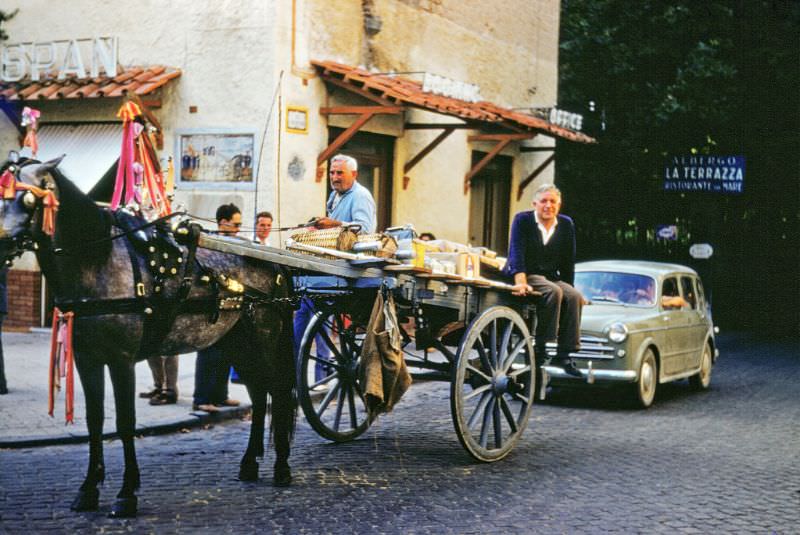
left=664, top=155, right=745, bottom=194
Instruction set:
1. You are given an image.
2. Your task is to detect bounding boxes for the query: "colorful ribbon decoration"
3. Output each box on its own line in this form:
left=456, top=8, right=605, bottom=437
left=21, top=107, right=41, bottom=157
left=48, top=308, right=75, bottom=424
left=110, top=102, right=171, bottom=217
left=13, top=181, right=59, bottom=236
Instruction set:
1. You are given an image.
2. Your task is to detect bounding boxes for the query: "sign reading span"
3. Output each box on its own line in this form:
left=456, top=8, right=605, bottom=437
left=664, top=155, right=745, bottom=194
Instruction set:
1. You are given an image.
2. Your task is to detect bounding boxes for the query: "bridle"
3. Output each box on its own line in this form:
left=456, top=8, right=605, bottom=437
left=0, top=159, right=59, bottom=264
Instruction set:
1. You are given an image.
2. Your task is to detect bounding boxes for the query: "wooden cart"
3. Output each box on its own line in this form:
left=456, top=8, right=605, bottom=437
left=201, top=236, right=539, bottom=462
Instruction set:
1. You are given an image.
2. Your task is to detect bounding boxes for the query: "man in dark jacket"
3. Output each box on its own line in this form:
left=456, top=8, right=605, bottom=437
left=505, top=184, right=584, bottom=377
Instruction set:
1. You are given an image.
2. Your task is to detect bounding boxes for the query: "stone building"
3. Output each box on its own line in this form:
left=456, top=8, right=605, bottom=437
left=0, top=0, right=592, bottom=327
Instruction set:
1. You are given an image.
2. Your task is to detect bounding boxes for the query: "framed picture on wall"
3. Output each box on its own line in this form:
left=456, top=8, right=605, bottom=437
left=176, top=130, right=258, bottom=189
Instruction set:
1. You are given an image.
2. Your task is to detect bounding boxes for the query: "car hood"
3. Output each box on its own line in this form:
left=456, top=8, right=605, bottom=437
left=581, top=304, right=657, bottom=334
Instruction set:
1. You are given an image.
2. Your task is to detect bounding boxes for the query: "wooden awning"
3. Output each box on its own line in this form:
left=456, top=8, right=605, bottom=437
left=311, top=59, right=594, bottom=194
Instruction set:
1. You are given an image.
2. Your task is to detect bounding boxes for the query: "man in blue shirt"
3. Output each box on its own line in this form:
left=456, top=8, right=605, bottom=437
left=505, top=184, right=584, bottom=377
left=294, top=155, right=377, bottom=388
left=314, top=154, right=376, bottom=234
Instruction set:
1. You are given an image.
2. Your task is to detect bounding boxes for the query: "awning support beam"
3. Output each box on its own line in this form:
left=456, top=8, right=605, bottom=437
left=463, top=133, right=536, bottom=193
left=316, top=112, right=375, bottom=179
left=402, top=127, right=455, bottom=190
left=516, top=153, right=555, bottom=200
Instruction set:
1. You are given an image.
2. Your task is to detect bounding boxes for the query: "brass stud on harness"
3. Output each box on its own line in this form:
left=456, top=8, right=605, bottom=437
left=170, top=268, right=177, bottom=275
left=144, top=307, right=153, bottom=315
left=148, top=246, right=156, bottom=253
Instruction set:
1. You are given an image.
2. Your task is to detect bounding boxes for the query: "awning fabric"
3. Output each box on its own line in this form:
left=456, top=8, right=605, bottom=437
left=311, top=60, right=596, bottom=144
left=35, top=123, right=121, bottom=193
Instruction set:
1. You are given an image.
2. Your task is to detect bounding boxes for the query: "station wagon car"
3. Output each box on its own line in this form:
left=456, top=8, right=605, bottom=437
left=542, top=260, right=719, bottom=408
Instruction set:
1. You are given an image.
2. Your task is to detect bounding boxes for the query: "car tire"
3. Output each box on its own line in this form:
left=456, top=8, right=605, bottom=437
left=689, top=343, right=713, bottom=391
left=633, top=348, right=658, bottom=409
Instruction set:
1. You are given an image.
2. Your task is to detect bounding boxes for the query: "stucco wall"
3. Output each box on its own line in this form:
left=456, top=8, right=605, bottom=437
left=1, top=0, right=279, bottom=229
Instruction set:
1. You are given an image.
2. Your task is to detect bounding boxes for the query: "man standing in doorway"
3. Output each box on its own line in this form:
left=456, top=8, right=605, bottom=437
left=254, top=211, right=273, bottom=246
left=294, top=154, right=377, bottom=387
left=505, top=183, right=584, bottom=377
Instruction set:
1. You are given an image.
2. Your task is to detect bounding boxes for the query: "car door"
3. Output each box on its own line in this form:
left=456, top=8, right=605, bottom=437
left=659, top=276, right=690, bottom=376
left=681, top=275, right=707, bottom=370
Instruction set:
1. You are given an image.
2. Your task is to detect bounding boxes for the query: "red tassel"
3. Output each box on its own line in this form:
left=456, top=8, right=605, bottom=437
left=48, top=308, right=75, bottom=424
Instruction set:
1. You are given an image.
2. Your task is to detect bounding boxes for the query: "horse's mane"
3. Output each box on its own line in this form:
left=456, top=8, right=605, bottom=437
left=49, top=167, right=113, bottom=257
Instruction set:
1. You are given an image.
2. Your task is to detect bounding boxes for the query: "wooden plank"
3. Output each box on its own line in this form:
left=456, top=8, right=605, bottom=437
left=319, top=74, right=398, bottom=107
left=320, top=106, right=403, bottom=115
left=403, top=127, right=454, bottom=174
left=516, top=153, right=555, bottom=200
left=317, top=112, right=375, bottom=167
left=463, top=138, right=512, bottom=193
left=467, top=133, right=534, bottom=142
left=404, top=123, right=473, bottom=130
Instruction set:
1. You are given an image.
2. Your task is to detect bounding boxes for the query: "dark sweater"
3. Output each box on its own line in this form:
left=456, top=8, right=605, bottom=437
left=504, top=212, right=576, bottom=285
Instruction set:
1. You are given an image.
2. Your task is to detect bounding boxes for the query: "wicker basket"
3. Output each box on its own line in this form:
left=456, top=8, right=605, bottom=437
left=289, top=226, right=397, bottom=259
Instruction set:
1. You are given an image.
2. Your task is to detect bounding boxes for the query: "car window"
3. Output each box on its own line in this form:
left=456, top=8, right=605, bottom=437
left=575, top=271, right=656, bottom=306
left=661, top=277, right=685, bottom=309
left=681, top=276, right=697, bottom=309
left=696, top=278, right=706, bottom=308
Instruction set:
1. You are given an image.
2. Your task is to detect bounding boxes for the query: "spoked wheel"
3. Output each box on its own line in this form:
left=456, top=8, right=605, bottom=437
left=297, top=310, right=370, bottom=442
left=451, top=306, right=536, bottom=462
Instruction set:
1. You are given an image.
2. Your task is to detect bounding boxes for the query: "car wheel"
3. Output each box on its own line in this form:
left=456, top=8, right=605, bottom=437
left=633, top=348, right=657, bottom=409
left=689, top=343, right=713, bottom=390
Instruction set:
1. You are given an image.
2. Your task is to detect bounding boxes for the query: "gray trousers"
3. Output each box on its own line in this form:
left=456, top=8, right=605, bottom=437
left=146, top=354, right=179, bottom=394
left=527, top=275, right=583, bottom=354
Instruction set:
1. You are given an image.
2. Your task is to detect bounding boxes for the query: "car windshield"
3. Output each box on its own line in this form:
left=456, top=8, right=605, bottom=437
left=575, top=271, right=657, bottom=307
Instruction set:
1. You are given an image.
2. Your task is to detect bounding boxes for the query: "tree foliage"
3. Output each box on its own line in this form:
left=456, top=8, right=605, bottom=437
left=0, top=9, right=17, bottom=42
left=556, top=0, right=800, bottom=333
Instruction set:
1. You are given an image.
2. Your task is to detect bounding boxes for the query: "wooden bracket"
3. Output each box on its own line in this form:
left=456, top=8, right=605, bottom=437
left=464, top=138, right=513, bottom=193
left=516, top=153, right=555, bottom=200
left=403, top=127, right=455, bottom=185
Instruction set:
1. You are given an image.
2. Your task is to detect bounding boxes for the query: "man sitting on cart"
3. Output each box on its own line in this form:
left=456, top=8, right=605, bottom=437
left=294, top=154, right=377, bottom=386
left=505, top=183, right=584, bottom=378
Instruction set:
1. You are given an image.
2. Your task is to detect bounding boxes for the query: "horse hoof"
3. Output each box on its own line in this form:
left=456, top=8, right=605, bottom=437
left=238, top=460, right=259, bottom=482
left=70, top=488, right=99, bottom=512
left=108, top=496, right=138, bottom=518
left=273, top=465, right=292, bottom=487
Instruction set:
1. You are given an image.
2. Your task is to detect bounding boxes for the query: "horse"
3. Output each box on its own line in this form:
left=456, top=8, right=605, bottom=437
left=0, top=155, right=297, bottom=517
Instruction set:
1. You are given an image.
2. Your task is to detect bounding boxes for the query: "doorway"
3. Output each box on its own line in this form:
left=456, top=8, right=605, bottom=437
left=468, top=152, right=512, bottom=254
left=326, top=129, right=394, bottom=231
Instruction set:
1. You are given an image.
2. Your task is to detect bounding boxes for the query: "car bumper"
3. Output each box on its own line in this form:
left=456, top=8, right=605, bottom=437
left=542, top=364, right=637, bottom=383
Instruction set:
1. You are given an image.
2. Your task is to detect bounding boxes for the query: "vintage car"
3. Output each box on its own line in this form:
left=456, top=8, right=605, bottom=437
left=542, top=260, right=719, bottom=408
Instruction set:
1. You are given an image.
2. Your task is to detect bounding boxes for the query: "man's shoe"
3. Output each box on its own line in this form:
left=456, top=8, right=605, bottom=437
left=192, top=403, right=220, bottom=412
left=215, top=398, right=240, bottom=407
left=0, top=387, right=8, bottom=395
left=561, top=359, right=583, bottom=378
left=150, top=390, right=178, bottom=405
left=139, top=388, right=160, bottom=399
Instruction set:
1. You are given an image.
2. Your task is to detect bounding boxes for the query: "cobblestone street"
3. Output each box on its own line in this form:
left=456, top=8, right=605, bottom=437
left=1, top=333, right=798, bottom=533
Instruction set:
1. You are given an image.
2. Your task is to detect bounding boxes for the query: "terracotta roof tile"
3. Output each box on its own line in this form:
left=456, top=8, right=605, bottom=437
left=311, top=59, right=595, bottom=144
left=0, top=66, right=181, bottom=101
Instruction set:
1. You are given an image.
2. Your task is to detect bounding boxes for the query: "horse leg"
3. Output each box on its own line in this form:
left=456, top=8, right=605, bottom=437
left=270, top=381, right=294, bottom=487
left=107, top=360, right=140, bottom=518
left=239, top=383, right=267, bottom=482
left=70, top=357, right=105, bottom=512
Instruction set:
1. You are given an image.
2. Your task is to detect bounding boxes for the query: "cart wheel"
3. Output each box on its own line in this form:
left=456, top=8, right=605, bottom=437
left=451, top=306, right=535, bottom=462
left=297, top=310, right=370, bottom=442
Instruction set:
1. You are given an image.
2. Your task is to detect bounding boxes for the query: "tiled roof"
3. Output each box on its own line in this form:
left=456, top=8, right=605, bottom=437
left=0, top=66, right=181, bottom=101
left=311, top=60, right=595, bottom=144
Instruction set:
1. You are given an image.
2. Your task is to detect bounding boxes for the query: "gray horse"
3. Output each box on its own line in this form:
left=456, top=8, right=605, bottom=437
left=0, top=156, right=296, bottom=517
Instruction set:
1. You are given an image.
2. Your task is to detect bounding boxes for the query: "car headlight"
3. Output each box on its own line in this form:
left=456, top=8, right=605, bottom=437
left=607, top=322, right=628, bottom=343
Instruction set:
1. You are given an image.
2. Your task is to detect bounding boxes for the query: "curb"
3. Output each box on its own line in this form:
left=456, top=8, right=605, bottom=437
left=0, top=404, right=252, bottom=449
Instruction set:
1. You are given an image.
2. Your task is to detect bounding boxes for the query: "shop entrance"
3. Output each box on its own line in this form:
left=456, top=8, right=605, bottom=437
left=468, top=152, right=512, bottom=254
left=326, top=129, right=394, bottom=232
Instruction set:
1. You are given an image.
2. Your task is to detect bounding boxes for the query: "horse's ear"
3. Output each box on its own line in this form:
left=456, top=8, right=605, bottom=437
left=35, top=155, right=65, bottom=188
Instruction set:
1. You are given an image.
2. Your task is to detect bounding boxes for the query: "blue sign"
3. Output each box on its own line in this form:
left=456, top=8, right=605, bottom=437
left=664, top=155, right=745, bottom=194
left=656, top=225, right=678, bottom=241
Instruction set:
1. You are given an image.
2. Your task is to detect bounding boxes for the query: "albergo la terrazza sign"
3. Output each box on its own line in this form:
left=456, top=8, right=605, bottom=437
left=664, top=155, right=745, bottom=194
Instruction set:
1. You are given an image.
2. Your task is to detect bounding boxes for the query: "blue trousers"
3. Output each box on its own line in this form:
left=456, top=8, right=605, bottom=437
left=193, top=342, right=230, bottom=405
left=293, top=298, right=331, bottom=383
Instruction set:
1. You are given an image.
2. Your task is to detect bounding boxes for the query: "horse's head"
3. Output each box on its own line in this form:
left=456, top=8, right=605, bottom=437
left=0, top=152, right=62, bottom=264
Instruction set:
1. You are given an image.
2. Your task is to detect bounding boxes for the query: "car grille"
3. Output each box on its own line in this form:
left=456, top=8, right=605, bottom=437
left=546, top=335, right=616, bottom=360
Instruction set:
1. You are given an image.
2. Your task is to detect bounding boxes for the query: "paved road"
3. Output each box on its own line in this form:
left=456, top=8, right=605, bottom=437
left=1, top=333, right=798, bottom=533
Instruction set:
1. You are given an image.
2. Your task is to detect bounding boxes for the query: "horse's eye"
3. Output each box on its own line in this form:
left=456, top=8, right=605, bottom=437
left=22, top=191, right=36, bottom=209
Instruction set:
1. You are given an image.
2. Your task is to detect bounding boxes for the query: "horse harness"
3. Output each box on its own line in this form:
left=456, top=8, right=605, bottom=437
left=51, top=213, right=296, bottom=356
